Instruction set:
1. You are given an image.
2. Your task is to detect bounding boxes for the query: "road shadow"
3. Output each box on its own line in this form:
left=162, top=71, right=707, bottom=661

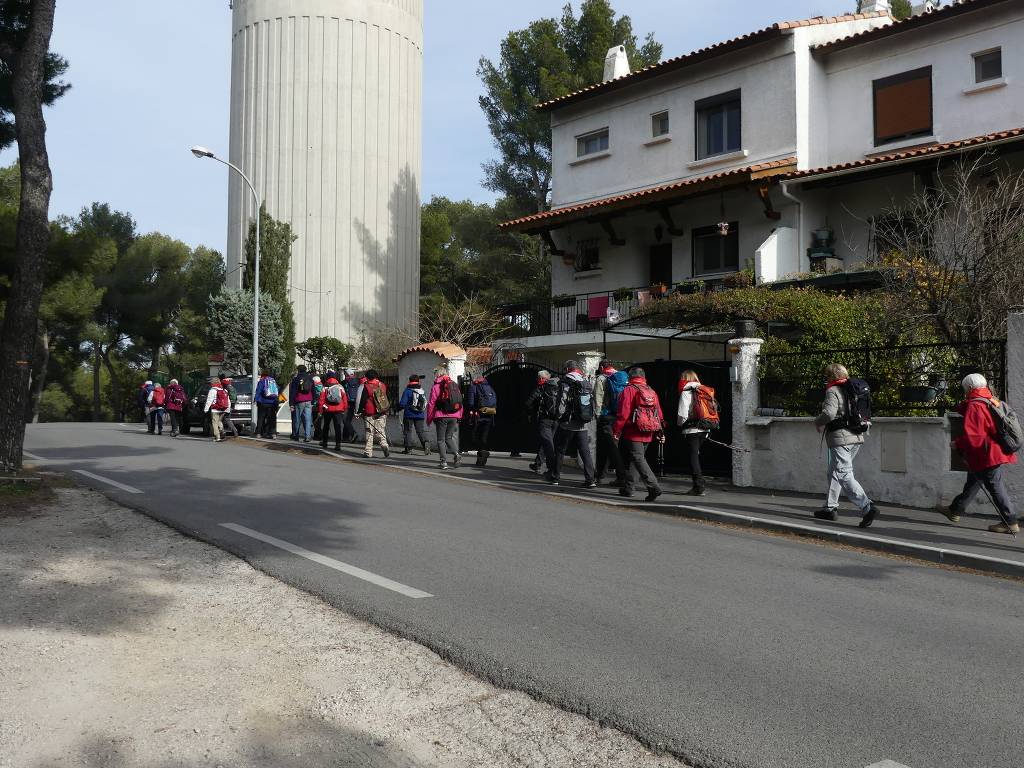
left=26, top=716, right=427, bottom=768
left=809, top=563, right=911, bottom=580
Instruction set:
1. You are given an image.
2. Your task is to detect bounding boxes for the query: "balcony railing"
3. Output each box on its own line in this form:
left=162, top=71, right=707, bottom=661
left=499, top=287, right=652, bottom=338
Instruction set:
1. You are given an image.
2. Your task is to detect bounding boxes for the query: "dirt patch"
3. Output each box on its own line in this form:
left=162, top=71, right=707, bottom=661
left=0, top=487, right=689, bottom=768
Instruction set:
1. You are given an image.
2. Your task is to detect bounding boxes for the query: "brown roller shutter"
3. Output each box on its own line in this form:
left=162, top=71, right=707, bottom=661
left=873, top=67, right=932, bottom=146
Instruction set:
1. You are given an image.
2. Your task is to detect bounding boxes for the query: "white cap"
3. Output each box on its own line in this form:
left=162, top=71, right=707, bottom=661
left=962, top=373, right=987, bottom=391
left=144, top=380, right=152, bottom=385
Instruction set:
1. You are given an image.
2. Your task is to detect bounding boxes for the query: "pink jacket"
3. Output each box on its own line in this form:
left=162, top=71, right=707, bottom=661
left=425, top=376, right=464, bottom=424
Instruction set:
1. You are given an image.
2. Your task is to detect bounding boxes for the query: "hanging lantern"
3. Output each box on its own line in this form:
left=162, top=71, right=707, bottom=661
left=717, top=221, right=730, bottom=237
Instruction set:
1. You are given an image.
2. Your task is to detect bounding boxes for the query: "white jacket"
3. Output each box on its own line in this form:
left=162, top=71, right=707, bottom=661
left=205, top=385, right=229, bottom=413
left=677, top=381, right=707, bottom=435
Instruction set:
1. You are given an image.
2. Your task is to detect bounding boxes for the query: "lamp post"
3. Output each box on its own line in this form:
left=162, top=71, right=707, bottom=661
left=190, top=146, right=261, bottom=388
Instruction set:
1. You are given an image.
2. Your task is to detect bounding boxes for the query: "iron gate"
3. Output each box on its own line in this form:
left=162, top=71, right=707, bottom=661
left=478, top=362, right=553, bottom=454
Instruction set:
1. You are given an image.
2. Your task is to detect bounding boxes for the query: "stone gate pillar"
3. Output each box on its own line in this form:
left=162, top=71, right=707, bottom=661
left=729, top=334, right=764, bottom=488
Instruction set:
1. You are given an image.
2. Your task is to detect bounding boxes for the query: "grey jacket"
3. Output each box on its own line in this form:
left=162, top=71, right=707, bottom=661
left=814, top=384, right=865, bottom=447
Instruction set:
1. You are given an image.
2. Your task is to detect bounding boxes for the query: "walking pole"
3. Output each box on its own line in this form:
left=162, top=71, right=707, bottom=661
left=656, top=432, right=666, bottom=478
left=955, top=448, right=1016, bottom=536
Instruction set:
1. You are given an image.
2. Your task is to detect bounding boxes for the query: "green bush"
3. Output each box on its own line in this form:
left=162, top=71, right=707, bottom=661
left=38, top=383, right=73, bottom=422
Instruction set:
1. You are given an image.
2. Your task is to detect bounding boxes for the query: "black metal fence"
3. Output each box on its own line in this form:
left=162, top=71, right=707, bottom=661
left=758, top=340, right=1006, bottom=417
left=500, top=287, right=647, bottom=337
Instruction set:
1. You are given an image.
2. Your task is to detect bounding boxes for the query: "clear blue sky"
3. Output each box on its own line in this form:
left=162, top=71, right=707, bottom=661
left=0, top=0, right=854, bottom=254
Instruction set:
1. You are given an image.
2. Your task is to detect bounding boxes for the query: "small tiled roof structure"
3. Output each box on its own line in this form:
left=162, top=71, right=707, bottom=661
left=467, top=346, right=493, bottom=368
left=783, top=127, right=1024, bottom=182
left=813, top=0, right=1012, bottom=54
left=393, top=341, right=467, bottom=363
left=500, top=158, right=797, bottom=232
left=536, top=13, right=890, bottom=113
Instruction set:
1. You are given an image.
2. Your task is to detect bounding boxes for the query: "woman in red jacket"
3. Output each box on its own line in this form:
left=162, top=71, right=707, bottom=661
left=317, top=376, right=349, bottom=451
left=939, top=373, right=1019, bottom=534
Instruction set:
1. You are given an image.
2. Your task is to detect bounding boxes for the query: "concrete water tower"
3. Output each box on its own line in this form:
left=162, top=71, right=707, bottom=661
left=226, top=0, right=423, bottom=345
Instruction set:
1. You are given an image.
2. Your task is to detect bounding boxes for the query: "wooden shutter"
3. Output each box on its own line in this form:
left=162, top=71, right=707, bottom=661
left=873, top=67, right=932, bottom=146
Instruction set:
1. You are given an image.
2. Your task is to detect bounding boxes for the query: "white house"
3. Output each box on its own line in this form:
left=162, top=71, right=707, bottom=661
left=499, top=0, right=1024, bottom=367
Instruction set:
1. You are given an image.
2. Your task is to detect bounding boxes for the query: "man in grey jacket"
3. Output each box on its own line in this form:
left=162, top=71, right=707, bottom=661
left=813, top=363, right=880, bottom=528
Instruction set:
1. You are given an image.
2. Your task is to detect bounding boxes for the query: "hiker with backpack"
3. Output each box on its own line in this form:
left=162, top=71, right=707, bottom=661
left=426, top=367, right=463, bottom=470
left=311, top=375, right=324, bottom=440
left=547, top=360, right=597, bottom=488
left=354, top=369, right=391, bottom=459
left=398, top=375, right=430, bottom=455
left=164, top=379, right=187, bottom=437
left=467, top=375, right=497, bottom=466
left=342, top=368, right=362, bottom=444
left=594, top=361, right=628, bottom=487
left=317, top=374, right=349, bottom=451
left=613, top=367, right=664, bottom=502
left=525, top=370, right=559, bottom=475
left=219, top=375, right=240, bottom=438
left=147, top=383, right=167, bottom=436
left=289, top=365, right=315, bottom=443
left=203, top=376, right=230, bottom=442
left=254, top=369, right=280, bottom=439
left=677, top=370, right=720, bottom=497
left=938, top=373, right=1021, bottom=534
left=814, top=363, right=880, bottom=528
left=140, top=380, right=153, bottom=428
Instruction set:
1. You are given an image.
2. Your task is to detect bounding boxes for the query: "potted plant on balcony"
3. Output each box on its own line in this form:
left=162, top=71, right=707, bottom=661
left=649, top=282, right=668, bottom=298
left=674, top=279, right=705, bottom=295
left=612, top=287, right=633, bottom=302
left=552, top=294, right=576, bottom=308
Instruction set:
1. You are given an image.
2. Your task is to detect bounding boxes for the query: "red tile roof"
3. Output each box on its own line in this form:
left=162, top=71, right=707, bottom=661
left=500, top=158, right=797, bottom=232
left=394, top=342, right=467, bottom=363
left=783, top=128, right=1024, bottom=181
left=536, top=13, right=890, bottom=113
left=813, top=0, right=1013, bottom=53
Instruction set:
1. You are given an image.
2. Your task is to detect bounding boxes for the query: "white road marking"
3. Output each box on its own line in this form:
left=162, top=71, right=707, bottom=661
left=73, top=470, right=143, bottom=494
left=218, top=523, right=433, bottom=599
left=865, top=761, right=912, bottom=768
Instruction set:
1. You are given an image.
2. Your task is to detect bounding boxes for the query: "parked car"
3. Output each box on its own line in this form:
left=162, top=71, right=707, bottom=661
left=181, top=376, right=254, bottom=436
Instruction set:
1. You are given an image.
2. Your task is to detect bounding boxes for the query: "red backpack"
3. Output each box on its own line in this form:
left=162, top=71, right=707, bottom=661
left=629, top=384, right=662, bottom=434
left=214, top=386, right=230, bottom=411
left=152, top=388, right=165, bottom=407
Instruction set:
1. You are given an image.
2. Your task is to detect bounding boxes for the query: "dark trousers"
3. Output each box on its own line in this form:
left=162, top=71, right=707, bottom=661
left=554, top=428, right=595, bottom=483
left=343, top=405, right=359, bottom=442
left=320, top=411, right=344, bottom=447
left=684, top=432, right=707, bottom=491
left=620, top=439, right=660, bottom=494
left=952, top=464, right=1017, bottom=523
left=221, top=411, right=238, bottom=437
left=168, top=410, right=182, bottom=436
left=403, top=417, right=427, bottom=448
left=473, top=419, right=492, bottom=451
left=595, top=417, right=625, bottom=482
left=435, top=418, right=459, bottom=465
left=537, top=419, right=558, bottom=475
left=256, top=403, right=276, bottom=437
left=149, top=408, right=164, bottom=434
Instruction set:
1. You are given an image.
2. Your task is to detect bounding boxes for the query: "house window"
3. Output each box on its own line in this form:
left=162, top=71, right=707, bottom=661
left=575, top=238, right=600, bottom=272
left=695, top=90, right=741, bottom=160
left=873, top=67, right=932, bottom=146
left=576, top=128, right=609, bottom=158
left=974, top=49, right=1002, bottom=83
left=652, top=111, right=670, bottom=137
left=692, top=223, right=739, bottom=276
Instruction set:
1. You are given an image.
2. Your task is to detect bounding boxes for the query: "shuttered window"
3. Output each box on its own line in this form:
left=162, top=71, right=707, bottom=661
left=873, top=67, right=932, bottom=146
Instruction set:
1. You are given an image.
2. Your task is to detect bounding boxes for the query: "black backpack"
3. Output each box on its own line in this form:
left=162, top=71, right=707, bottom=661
left=971, top=397, right=1023, bottom=455
left=557, top=378, right=595, bottom=423
left=538, top=380, right=561, bottom=420
left=436, top=379, right=463, bottom=414
left=829, top=378, right=872, bottom=434
left=297, top=374, right=312, bottom=395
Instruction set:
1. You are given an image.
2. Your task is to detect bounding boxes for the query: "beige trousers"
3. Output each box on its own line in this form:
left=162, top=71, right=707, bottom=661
left=363, top=415, right=389, bottom=456
left=210, top=410, right=223, bottom=440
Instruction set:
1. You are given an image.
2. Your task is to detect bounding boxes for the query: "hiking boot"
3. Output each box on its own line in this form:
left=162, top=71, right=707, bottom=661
left=988, top=522, right=1020, bottom=535
left=452, top=456, right=461, bottom=468
left=402, top=447, right=412, bottom=455
left=859, top=503, right=880, bottom=529
left=686, top=487, right=707, bottom=497
left=528, top=462, right=540, bottom=472
left=543, top=473, right=559, bottom=486
left=383, top=446, right=390, bottom=458
left=334, top=444, right=341, bottom=451
left=645, top=488, right=663, bottom=503
left=618, top=488, right=634, bottom=498
left=422, top=444, right=430, bottom=456
left=936, top=505, right=961, bottom=524
left=814, top=507, right=838, bottom=522
left=584, top=480, right=598, bottom=489
left=439, top=462, right=450, bottom=470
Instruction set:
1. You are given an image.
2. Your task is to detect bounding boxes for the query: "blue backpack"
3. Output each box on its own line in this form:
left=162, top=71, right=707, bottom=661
left=476, top=382, right=497, bottom=409
left=264, top=378, right=279, bottom=399
left=603, top=370, right=629, bottom=417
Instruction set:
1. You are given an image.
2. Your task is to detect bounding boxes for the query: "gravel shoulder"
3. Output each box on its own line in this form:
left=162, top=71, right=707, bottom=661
left=0, top=485, right=689, bottom=768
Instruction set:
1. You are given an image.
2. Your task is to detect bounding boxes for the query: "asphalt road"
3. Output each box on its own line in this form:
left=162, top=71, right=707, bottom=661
left=21, top=423, right=1024, bottom=768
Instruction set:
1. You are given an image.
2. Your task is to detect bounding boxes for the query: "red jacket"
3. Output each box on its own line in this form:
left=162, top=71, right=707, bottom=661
left=614, top=376, right=664, bottom=443
left=317, top=377, right=349, bottom=413
left=954, top=387, right=1018, bottom=472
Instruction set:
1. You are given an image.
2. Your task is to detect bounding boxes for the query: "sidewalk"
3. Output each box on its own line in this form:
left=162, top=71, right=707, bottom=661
left=251, top=425, right=1024, bottom=579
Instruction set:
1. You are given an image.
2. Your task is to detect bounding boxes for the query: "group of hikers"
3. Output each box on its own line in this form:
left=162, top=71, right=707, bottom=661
left=135, top=358, right=1021, bottom=534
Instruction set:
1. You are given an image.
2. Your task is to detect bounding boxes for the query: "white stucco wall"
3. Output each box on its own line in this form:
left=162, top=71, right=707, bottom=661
left=228, top=0, right=423, bottom=345
left=817, top=3, right=1024, bottom=167
left=397, top=350, right=465, bottom=389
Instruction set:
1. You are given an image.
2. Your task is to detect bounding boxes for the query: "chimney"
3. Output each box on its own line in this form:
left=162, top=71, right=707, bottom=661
left=603, top=45, right=630, bottom=82
left=857, top=0, right=891, bottom=12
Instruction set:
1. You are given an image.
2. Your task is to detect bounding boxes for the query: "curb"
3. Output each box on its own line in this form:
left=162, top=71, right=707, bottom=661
left=238, top=436, right=1024, bottom=580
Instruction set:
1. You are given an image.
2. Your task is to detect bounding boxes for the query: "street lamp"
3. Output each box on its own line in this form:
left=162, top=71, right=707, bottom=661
left=190, top=146, right=261, bottom=389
